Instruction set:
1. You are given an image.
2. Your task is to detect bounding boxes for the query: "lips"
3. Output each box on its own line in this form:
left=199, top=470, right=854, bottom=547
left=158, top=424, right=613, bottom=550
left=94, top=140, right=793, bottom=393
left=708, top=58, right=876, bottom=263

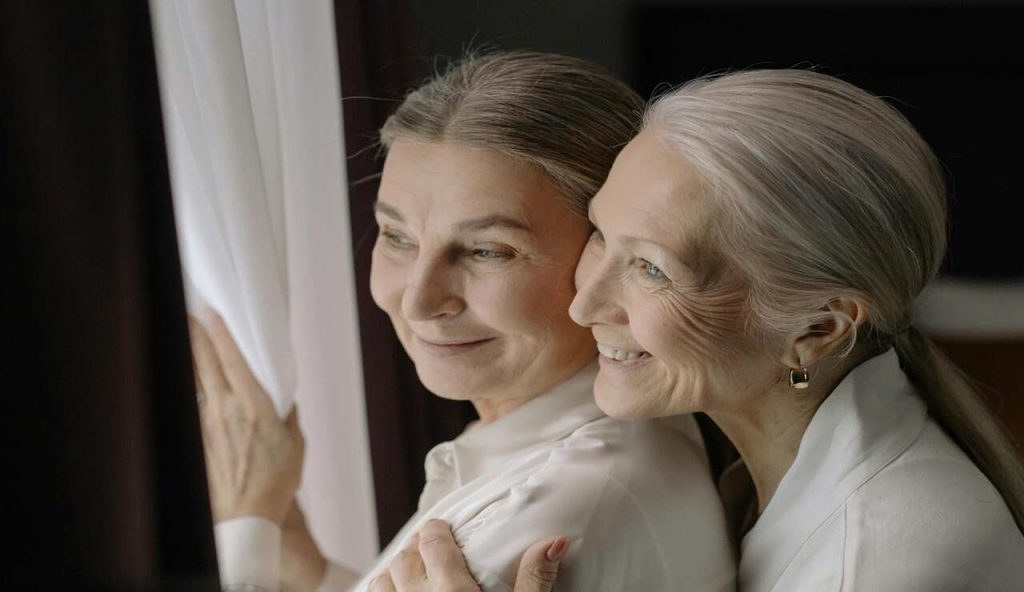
left=417, top=336, right=494, bottom=346
left=413, top=335, right=497, bottom=356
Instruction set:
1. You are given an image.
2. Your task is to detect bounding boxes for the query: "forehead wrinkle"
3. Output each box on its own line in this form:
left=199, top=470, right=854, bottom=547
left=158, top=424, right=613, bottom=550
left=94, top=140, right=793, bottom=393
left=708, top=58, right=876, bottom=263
left=615, top=206, right=703, bottom=266
left=380, top=142, right=582, bottom=248
left=453, top=213, right=534, bottom=234
left=379, top=140, right=534, bottom=220
left=618, top=234, right=690, bottom=265
left=375, top=181, right=533, bottom=230
left=593, top=138, right=711, bottom=260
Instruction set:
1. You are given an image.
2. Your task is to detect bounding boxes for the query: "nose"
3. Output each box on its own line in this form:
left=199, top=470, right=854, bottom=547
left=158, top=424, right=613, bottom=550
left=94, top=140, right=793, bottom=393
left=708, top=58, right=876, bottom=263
left=570, top=254, right=624, bottom=327
left=401, top=254, right=464, bottom=321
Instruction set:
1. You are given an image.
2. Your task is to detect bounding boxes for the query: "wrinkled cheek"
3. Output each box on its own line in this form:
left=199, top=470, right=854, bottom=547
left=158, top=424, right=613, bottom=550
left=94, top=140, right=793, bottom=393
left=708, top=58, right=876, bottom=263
left=518, top=260, right=580, bottom=312
left=467, top=277, right=569, bottom=345
left=649, top=289, right=748, bottom=370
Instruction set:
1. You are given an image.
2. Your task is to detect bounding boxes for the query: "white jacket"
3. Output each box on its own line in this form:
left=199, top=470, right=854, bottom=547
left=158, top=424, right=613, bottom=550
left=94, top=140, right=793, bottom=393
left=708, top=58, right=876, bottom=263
left=739, top=350, right=1024, bottom=591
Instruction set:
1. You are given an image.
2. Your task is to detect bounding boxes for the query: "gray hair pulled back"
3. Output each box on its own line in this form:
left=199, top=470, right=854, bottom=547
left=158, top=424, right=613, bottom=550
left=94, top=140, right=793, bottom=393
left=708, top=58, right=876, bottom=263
left=645, top=69, right=946, bottom=348
left=380, top=51, right=643, bottom=216
left=645, top=68, right=1024, bottom=530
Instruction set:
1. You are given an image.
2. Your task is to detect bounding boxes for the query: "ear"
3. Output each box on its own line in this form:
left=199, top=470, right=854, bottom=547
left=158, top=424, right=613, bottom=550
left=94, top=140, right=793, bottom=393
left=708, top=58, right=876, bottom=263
left=780, top=297, right=870, bottom=369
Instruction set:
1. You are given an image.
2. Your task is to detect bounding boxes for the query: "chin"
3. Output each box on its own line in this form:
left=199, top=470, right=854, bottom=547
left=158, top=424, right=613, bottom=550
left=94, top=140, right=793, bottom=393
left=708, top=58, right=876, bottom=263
left=593, top=379, right=649, bottom=420
left=594, top=370, right=702, bottom=419
left=415, top=365, right=485, bottom=401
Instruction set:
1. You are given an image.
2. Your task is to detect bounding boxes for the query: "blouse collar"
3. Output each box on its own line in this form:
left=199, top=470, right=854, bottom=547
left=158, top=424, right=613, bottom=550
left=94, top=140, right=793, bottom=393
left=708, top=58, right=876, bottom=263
left=739, top=349, right=928, bottom=587
left=420, top=359, right=603, bottom=509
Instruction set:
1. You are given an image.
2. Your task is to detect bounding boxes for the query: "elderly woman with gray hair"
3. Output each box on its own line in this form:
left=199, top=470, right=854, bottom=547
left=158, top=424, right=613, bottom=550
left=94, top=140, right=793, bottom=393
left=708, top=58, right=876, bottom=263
left=190, top=52, right=736, bottom=592
left=379, top=69, right=1024, bottom=592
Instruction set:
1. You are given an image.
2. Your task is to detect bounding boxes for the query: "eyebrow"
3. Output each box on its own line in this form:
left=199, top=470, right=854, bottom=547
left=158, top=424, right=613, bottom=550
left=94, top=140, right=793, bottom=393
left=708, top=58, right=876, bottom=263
left=620, top=234, right=677, bottom=253
left=454, top=215, right=532, bottom=234
left=374, top=201, right=533, bottom=234
left=373, top=201, right=404, bottom=222
left=590, top=206, right=684, bottom=255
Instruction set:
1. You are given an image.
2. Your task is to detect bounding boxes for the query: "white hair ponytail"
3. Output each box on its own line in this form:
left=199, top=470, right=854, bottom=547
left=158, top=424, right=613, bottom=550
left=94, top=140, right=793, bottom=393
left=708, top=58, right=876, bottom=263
left=645, top=69, right=1024, bottom=531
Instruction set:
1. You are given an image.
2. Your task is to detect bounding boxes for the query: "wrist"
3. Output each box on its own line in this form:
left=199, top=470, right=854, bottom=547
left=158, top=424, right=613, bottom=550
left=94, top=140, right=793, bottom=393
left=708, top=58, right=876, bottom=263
left=281, top=524, right=327, bottom=591
left=213, top=493, right=293, bottom=526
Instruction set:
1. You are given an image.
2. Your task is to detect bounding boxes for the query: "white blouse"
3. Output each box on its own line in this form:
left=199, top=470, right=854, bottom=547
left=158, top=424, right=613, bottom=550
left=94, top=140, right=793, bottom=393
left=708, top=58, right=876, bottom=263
left=739, top=349, right=1024, bottom=591
left=216, top=360, right=737, bottom=591
left=349, top=360, right=736, bottom=591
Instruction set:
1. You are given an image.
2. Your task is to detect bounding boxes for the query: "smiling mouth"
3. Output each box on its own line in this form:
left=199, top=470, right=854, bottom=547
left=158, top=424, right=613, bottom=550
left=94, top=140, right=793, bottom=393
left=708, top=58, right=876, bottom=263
left=597, top=343, right=652, bottom=365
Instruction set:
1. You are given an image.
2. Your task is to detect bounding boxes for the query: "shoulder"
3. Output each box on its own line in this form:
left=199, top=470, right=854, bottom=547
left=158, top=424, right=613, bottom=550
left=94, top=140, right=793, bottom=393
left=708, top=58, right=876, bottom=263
left=560, top=414, right=711, bottom=483
left=849, top=421, right=1014, bottom=532
left=454, top=415, right=735, bottom=591
left=518, top=414, right=723, bottom=531
left=841, top=422, right=1024, bottom=590
left=463, top=414, right=717, bottom=528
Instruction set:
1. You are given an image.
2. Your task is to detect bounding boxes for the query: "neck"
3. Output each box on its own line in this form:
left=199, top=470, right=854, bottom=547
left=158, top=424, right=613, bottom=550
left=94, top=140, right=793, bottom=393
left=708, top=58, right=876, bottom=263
left=472, top=393, right=544, bottom=425
left=471, top=354, right=596, bottom=425
left=710, top=389, right=822, bottom=515
left=709, top=355, right=865, bottom=514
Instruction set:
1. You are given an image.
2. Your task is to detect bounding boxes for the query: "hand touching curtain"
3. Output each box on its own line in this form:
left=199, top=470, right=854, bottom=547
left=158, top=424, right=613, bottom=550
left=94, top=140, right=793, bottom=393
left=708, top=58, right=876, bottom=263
left=150, top=0, right=378, bottom=575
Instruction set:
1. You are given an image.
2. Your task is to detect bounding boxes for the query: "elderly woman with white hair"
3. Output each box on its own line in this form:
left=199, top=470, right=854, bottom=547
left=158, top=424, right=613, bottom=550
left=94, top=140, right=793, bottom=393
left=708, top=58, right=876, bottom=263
left=381, top=69, right=1024, bottom=592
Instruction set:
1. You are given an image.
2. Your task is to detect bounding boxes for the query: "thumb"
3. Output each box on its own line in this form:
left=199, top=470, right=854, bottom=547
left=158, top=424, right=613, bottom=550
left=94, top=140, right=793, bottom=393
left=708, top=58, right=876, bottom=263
left=285, top=405, right=305, bottom=449
left=513, top=537, right=569, bottom=592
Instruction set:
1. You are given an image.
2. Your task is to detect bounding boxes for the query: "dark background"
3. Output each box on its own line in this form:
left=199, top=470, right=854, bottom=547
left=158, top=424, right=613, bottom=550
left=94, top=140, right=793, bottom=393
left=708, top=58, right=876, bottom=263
left=408, top=0, right=1024, bottom=278
left=2, top=1, right=217, bottom=588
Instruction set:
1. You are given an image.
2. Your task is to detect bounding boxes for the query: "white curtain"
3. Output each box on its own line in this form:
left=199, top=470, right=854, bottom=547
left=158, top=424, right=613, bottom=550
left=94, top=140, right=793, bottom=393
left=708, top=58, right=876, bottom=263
left=150, top=0, right=378, bottom=569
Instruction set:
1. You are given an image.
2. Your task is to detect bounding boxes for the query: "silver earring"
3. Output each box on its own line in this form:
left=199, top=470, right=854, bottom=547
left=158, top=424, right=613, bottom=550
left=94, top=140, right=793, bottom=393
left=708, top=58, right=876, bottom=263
left=789, top=367, right=810, bottom=389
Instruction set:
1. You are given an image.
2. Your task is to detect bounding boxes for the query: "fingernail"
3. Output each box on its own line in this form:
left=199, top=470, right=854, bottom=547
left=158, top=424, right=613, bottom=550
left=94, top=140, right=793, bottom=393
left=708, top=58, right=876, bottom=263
left=546, top=537, right=570, bottom=562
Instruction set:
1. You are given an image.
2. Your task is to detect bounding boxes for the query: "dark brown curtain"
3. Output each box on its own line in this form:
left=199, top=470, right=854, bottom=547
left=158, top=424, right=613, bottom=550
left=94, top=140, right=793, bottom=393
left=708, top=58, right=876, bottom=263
left=333, top=0, right=479, bottom=546
left=1, top=1, right=218, bottom=589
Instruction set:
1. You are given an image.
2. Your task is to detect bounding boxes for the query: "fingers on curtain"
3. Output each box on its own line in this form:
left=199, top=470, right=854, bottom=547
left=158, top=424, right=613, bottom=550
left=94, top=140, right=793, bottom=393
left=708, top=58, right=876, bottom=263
left=189, top=316, right=231, bottom=397
left=285, top=407, right=305, bottom=453
left=203, top=311, right=264, bottom=395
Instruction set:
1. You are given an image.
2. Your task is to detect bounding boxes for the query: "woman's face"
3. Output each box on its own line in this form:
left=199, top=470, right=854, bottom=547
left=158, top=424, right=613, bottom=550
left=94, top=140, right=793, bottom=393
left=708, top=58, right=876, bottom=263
left=570, top=131, right=779, bottom=419
left=371, top=140, right=596, bottom=402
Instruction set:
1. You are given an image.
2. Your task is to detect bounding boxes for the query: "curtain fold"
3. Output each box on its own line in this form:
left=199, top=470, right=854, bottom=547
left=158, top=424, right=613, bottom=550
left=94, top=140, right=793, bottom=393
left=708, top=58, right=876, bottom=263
left=152, top=0, right=295, bottom=416
left=151, top=0, right=378, bottom=568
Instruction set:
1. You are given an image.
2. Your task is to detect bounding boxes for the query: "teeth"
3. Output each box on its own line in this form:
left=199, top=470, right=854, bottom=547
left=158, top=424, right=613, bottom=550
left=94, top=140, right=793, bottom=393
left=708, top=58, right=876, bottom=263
left=597, top=344, right=648, bottom=361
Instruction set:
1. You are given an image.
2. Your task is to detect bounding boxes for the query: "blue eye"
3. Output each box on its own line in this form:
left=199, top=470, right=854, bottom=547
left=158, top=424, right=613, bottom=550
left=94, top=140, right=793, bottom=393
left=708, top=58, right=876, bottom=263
left=641, top=259, right=667, bottom=281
